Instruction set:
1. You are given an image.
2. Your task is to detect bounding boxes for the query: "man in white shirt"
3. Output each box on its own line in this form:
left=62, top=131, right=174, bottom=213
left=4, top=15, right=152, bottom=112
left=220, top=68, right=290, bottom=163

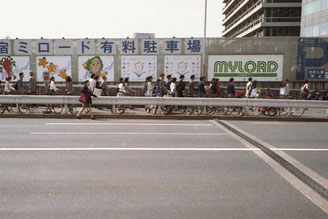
left=170, top=78, right=177, bottom=97
left=245, top=77, right=253, bottom=98
left=49, top=77, right=59, bottom=94
left=89, top=74, right=96, bottom=92
left=117, top=78, right=125, bottom=96
left=4, top=77, right=16, bottom=94
left=280, top=79, right=290, bottom=98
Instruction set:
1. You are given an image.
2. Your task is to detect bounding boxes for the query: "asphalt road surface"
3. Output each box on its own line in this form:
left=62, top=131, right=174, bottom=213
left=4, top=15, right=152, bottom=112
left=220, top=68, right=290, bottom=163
left=0, top=118, right=327, bottom=219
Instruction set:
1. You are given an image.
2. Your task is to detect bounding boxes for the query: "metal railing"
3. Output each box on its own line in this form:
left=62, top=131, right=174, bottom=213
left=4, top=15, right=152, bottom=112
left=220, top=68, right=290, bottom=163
left=1, top=95, right=327, bottom=109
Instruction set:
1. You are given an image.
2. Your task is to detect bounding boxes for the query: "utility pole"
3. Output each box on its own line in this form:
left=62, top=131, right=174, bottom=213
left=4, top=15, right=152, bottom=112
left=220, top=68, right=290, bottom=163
left=203, top=0, right=208, bottom=77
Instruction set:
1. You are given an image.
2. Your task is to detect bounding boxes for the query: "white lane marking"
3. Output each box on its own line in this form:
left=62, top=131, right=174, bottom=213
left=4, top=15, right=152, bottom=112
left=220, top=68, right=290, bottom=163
left=0, top=146, right=326, bottom=152
left=0, top=148, right=260, bottom=151
left=211, top=120, right=328, bottom=214
left=30, top=132, right=227, bottom=136
left=272, top=148, right=328, bottom=152
left=248, top=122, right=282, bottom=125
left=45, top=123, right=213, bottom=127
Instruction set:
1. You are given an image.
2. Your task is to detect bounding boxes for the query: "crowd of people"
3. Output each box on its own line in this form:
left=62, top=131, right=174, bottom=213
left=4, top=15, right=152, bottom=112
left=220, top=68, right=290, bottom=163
left=0, top=71, right=321, bottom=119
left=0, top=71, right=316, bottom=100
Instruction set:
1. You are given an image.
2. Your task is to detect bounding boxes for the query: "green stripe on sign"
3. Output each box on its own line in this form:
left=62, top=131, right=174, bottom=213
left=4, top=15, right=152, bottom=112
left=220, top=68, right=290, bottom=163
left=214, top=73, right=277, bottom=78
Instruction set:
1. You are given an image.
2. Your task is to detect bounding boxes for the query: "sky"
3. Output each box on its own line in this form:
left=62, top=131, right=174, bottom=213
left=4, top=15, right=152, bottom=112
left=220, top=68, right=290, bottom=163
left=3, top=0, right=224, bottom=39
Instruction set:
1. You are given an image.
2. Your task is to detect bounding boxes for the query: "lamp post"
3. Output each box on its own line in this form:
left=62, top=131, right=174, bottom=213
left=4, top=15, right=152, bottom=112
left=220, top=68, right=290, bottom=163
left=202, top=0, right=208, bottom=77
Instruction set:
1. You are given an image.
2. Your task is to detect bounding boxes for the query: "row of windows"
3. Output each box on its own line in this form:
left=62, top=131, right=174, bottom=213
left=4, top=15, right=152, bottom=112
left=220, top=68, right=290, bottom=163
left=303, top=0, right=328, bottom=16
left=302, top=22, right=328, bottom=37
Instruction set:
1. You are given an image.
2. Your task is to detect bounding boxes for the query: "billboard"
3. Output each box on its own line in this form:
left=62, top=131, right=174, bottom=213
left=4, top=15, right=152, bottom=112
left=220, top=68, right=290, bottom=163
left=36, top=56, right=72, bottom=82
left=121, top=56, right=157, bottom=82
left=78, top=56, right=114, bottom=82
left=164, top=55, right=201, bottom=79
left=297, top=38, right=328, bottom=80
left=208, top=55, right=283, bottom=81
left=0, top=56, right=30, bottom=82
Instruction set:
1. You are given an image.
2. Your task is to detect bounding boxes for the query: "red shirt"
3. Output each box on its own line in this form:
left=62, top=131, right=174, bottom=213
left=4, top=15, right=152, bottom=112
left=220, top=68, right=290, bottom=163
left=216, top=83, right=221, bottom=96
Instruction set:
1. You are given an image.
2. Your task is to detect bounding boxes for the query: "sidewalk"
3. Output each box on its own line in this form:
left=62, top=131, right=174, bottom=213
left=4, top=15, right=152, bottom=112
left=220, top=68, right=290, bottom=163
left=1, top=106, right=327, bottom=121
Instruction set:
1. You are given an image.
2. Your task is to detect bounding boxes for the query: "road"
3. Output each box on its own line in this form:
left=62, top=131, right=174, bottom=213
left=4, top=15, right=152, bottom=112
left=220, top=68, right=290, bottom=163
left=0, top=118, right=327, bottom=218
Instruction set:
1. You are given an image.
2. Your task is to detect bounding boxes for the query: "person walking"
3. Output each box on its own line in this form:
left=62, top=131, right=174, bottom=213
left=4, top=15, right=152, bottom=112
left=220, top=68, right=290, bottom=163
left=154, top=79, right=163, bottom=97
left=209, top=78, right=217, bottom=97
left=198, top=77, right=206, bottom=97
left=227, top=78, right=235, bottom=97
left=166, top=75, right=172, bottom=92
left=158, top=73, right=166, bottom=96
left=65, top=76, right=73, bottom=95
left=144, top=76, right=154, bottom=112
left=123, top=77, right=135, bottom=96
left=250, top=80, right=258, bottom=98
left=215, top=79, right=221, bottom=97
left=301, top=80, right=309, bottom=99
left=143, top=77, right=150, bottom=96
left=123, top=77, right=135, bottom=109
left=280, top=79, right=290, bottom=99
left=176, top=75, right=186, bottom=97
left=89, top=74, right=96, bottom=93
left=77, top=80, right=97, bottom=120
left=170, top=77, right=177, bottom=97
left=4, top=77, right=16, bottom=94
left=100, top=76, right=109, bottom=96
left=170, top=77, right=178, bottom=111
left=245, top=77, right=253, bottom=98
left=49, top=77, right=59, bottom=95
left=29, top=71, right=37, bottom=94
left=145, top=76, right=153, bottom=97
left=17, top=72, right=25, bottom=94
left=188, top=75, right=197, bottom=97
left=117, top=78, right=125, bottom=96
left=93, top=75, right=102, bottom=97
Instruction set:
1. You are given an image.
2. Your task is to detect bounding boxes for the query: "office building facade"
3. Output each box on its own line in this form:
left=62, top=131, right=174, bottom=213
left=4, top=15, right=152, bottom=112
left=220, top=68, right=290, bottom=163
left=222, top=0, right=302, bottom=37
left=301, top=0, right=328, bottom=37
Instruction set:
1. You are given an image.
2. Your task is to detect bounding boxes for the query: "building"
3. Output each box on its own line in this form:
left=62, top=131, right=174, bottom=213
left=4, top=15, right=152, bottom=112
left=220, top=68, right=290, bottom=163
left=301, top=0, right=328, bottom=37
left=222, top=0, right=302, bottom=37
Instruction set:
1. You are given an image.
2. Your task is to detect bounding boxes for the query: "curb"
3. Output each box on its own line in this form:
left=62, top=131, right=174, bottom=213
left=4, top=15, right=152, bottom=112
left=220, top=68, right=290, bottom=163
left=1, top=113, right=327, bottom=122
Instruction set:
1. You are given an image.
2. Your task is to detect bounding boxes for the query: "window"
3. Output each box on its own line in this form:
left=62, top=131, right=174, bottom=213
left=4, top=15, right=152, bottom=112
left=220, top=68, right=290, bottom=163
left=304, top=1, right=314, bottom=16
left=313, top=25, right=320, bottom=36
left=319, top=22, right=328, bottom=36
left=304, top=0, right=328, bottom=16
left=303, top=26, right=313, bottom=37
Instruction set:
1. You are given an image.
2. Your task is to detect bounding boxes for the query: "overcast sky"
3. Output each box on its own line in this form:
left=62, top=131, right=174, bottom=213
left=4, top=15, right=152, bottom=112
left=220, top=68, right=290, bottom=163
left=3, top=0, right=224, bottom=39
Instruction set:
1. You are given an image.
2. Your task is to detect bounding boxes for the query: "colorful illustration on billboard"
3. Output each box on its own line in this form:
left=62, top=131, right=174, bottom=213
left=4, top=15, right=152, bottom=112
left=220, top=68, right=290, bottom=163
left=78, top=56, right=114, bottom=81
left=121, top=56, right=157, bottom=82
left=37, top=56, right=72, bottom=82
left=0, top=56, right=30, bottom=82
left=165, top=55, right=201, bottom=79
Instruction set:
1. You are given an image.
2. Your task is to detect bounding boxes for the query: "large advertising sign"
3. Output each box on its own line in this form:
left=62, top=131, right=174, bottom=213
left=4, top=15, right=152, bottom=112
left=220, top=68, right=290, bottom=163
left=0, top=56, right=30, bottom=82
left=121, top=56, right=157, bottom=82
left=164, top=55, right=201, bottom=79
left=78, top=56, right=114, bottom=82
left=36, top=56, right=72, bottom=82
left=208, top=55, right=283, bottom=81
left=297, top=38, right=328, bottom=80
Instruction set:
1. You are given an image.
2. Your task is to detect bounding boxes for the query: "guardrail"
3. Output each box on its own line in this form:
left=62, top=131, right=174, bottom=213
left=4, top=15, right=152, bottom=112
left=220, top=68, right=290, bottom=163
left=1, top=95, right=328, bottom=109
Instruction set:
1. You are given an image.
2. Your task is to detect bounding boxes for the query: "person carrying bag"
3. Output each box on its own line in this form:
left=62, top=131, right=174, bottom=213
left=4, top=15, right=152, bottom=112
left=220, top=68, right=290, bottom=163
left=77, top=80, right=97, bottom=120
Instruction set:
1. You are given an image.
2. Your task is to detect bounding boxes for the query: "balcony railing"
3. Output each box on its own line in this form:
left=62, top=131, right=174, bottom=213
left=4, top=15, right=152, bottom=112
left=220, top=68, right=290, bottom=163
left=223, top=0, right=262, bottom=32
left=263, top=17, right=301, bottom=23
left=227, top=16, right=263, bottom=37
